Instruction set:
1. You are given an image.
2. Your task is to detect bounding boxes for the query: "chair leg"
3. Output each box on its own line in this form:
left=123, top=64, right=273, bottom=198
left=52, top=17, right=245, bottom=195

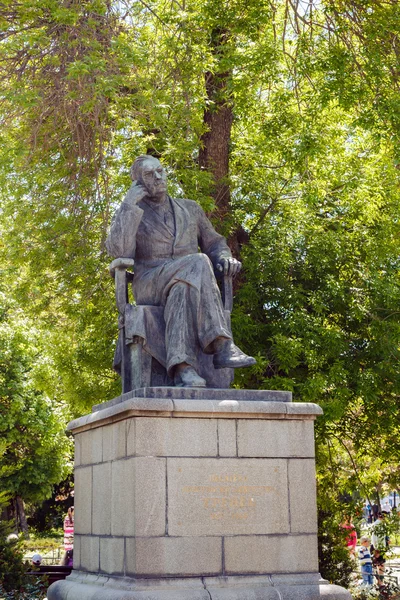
left=129, top=340, right=152, bottom=390
left=121, top=330, right=132, bottom=394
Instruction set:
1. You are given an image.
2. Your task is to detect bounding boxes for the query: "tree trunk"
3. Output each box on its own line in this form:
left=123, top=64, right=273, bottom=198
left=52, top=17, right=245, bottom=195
left=15, top=495, right=30, bottom=539
left=199, top=28, right=249, bottom=261
left=198, top=51, right=233, bottom=221
left=375, top=486, right=382, bottom=512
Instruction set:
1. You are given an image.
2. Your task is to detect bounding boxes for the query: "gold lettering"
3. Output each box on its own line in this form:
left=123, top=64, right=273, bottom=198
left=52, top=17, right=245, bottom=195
left=209, top=474, right=248, bottom=483
left=210, top=512, right=223, bottom=520
left=184, top=473, right=271, bottom=522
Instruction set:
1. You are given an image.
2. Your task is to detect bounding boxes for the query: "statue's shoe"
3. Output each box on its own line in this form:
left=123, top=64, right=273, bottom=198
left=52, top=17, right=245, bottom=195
left=213, top=341, right=256, bottom=369
left=174, top=366, right=207, bottom=388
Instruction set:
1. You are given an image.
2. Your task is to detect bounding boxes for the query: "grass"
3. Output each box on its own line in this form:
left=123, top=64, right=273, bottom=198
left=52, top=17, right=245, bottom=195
left=22, top=529, right=64, bottom=564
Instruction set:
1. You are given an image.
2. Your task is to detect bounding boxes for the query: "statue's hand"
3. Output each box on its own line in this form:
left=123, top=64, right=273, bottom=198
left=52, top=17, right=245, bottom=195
left=124, top=181, right=148, bottom=206
left=216, top=257, right=242, bottom=277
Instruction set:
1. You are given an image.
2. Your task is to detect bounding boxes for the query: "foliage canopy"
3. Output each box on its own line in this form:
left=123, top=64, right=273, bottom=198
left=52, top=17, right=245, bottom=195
left=0, top=0, right=399, bottom=564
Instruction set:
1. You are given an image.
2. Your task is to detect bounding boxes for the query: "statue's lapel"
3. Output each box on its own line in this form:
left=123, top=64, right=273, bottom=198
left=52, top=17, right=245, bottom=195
left=171, top=198, right=188, bottom=246
left=139, top=200, right=174, bottom=240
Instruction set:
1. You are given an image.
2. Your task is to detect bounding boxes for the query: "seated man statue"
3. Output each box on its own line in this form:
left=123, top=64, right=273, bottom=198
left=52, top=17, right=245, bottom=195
left=106, top=155, right=255, bottom=388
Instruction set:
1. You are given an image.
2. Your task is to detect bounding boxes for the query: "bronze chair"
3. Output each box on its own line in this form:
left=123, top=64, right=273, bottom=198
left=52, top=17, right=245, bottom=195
left=109, top=258, right=234, bottom=392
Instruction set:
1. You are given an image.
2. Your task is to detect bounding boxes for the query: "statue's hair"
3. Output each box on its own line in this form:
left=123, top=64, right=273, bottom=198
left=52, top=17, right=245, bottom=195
left=130, top=155, right=159, bottom=182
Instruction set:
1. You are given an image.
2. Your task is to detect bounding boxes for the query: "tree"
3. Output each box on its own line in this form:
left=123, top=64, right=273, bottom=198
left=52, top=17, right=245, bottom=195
left=0, top=0, right=399, bottom=578
left=0, top=293, right=72, bottom=534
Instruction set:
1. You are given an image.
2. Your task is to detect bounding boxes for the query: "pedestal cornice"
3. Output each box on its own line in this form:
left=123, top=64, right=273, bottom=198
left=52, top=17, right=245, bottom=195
left=68, top=390, right=322, bottom=435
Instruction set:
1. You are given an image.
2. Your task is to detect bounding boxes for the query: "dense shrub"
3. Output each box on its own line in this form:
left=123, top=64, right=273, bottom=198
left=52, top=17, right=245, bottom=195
left=0, top=496, right=46, bottom=599
left=349, top=580, right=400, bottom=599
left=0, top=536, right=47, bottom=599
left=0, top=535, right=28, bottom=592
left=0, top=580, right=46, bottom=600
left=318, top=508, right=355, bottom=588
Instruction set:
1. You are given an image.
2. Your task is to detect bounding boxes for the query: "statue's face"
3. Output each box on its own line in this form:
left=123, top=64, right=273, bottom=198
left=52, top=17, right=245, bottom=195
left=140, top=157, right=167, bottom=201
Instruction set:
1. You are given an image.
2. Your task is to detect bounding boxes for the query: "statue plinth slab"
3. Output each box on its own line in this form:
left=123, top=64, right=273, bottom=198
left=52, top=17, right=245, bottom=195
left=48, top=391, right=351, bottom=600
left=91, top=387, right=293, bottom=413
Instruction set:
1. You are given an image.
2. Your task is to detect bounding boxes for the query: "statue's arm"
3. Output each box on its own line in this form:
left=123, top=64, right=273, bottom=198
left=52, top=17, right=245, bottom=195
left=196, top=204, right=232, bottom=266
left=106, top=185, right=145, bottom=258
left=196, top=203, right=242, bottom=277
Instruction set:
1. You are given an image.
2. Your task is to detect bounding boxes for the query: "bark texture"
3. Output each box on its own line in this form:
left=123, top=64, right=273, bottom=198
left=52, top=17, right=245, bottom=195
left=199, top=28, right=249, bottom=262
left=16, top=495, right=29, bottom=538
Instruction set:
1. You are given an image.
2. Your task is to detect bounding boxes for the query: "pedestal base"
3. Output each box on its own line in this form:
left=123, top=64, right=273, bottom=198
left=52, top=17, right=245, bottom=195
left=48, top=571, right=351, bottom=600
left=52, top=390, right=351, bottom=600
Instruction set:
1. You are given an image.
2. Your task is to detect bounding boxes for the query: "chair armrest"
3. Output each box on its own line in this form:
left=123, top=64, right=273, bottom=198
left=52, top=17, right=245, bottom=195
left=109, top=258, right=135, bottom=278
left=109, top=259, right=135, bottom=316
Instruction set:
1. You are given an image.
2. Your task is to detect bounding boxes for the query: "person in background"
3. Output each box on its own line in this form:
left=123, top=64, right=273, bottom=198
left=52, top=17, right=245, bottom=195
left=372, top=503, right=380, bottom=521
left=382, top=500, right=392, bottom=515
left=61, top=549, right=73, bottom=567
left=366, top=503, right=373, bottom=524
left=341, top=517, right=357, bottom=557
left=60, top=506, right=74, bottom=566
left=31, top=553, right=42, bottom=567
left=64, top=506, right=74, bottom=551
left=371, top=512, right=389, bottom=587
left=358, top=536, right=373, bottom=586
left=363, top=502, right=373, bottom=524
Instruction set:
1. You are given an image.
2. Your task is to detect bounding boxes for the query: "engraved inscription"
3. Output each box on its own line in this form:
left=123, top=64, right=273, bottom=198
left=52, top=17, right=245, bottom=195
left=182, top=473, right=275, bottom=521
left=168, top=458, right=290, bottom=536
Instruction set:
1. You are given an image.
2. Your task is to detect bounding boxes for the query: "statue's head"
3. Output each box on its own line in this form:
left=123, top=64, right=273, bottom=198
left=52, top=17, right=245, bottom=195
left=130, top=155, right=167, bottom=202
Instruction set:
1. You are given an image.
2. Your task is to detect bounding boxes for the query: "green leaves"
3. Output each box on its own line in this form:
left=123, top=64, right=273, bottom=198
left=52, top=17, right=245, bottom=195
left=0, top=0, right=399, bottom=554
left=0, top=292, right=73, bottom=504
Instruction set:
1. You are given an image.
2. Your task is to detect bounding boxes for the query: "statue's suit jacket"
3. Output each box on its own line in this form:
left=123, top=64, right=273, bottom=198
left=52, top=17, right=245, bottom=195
left=106, top=191, right=232, bottom=305
left=106, top=188, right=234, bottom=388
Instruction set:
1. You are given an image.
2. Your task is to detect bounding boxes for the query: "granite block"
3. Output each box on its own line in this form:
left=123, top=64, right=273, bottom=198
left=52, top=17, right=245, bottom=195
left=80, top=536, right=100, bottom=572
left=111, top=457, right=166, bottom=536
left=238, top=420, right=315, bottom=458
left=74, top=433, right=82, bottom=467
left=70, top=397, right=174, bottom=432
left=80, top=427, right=103, bottom=465
left=286, top=403, right=323, bottom=416
left=130, top=417, right=218, bottom=457
left=100, top=537, right=125, bottom=575
left=126, top=536, right=222, bottom=576
left=224, top=534, right=319, bottom=574
left=171, top=399, right=290, bottom=417
left=73, top=535, right=81, bottom=570
left=102, top=420, right=127, bottom=462
left=74, top=466, right=92, bottom=535
left=126, top=418, right=135, bottom=453
left=218, top=420, right=237, bottom=457
left=288, top=459, right=317, bottom=533
left=92, top=462, right=111, bottom=535
left=167, top=458, right=289, bottom=536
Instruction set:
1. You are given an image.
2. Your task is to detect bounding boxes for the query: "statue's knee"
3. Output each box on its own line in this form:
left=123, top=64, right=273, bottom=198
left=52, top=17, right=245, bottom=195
left=196, top=253, right=213, bottom=270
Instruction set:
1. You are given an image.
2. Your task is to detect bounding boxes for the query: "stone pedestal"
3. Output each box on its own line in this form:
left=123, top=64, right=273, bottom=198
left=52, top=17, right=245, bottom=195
left=48, top=389, right=351, bottom=600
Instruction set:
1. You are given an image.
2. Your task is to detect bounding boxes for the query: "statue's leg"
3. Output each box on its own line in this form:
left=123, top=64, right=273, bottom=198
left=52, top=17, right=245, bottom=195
left=163, top=254, right=256, bottom=371
left=135, top=254, right=255, bottom=376
left=164, top=254, right=232, bottom=377
left=164, top=281, right=198, bottom=375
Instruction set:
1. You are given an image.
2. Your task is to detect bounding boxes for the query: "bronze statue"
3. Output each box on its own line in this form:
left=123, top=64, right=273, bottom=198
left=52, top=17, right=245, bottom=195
left=106, top=156, right=255, bottom=388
